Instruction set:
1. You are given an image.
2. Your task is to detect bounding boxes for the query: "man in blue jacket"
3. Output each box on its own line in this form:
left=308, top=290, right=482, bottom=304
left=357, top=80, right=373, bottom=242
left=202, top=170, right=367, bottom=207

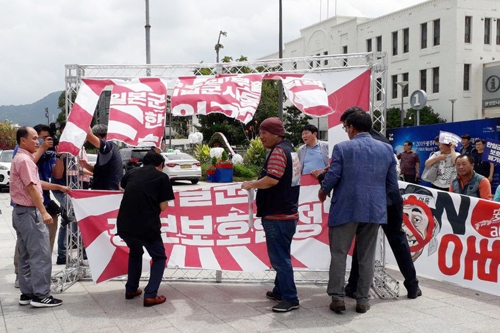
left=319, top=111, right=399, bottom=314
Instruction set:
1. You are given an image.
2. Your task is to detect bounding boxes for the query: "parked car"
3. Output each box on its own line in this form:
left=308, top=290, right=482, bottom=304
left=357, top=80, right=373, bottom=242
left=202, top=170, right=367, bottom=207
left=86, top=153, right=97, bottom=167
left=120, top=147, right=151, bottom=174
left=161, top=152, right=201, bottom=184
left=0, top=150, right=14, bottom=189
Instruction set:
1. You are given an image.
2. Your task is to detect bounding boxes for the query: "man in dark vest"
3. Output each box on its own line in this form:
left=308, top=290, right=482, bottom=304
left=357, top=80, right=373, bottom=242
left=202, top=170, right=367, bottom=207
left=241, top=117, right=301, bottom=313
left=450, top=154, right=492, bottom=200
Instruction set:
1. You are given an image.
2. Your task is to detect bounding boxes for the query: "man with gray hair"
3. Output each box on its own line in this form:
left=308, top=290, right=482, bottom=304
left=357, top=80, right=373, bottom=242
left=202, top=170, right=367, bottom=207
left=81, top=124, right=122, bottom=190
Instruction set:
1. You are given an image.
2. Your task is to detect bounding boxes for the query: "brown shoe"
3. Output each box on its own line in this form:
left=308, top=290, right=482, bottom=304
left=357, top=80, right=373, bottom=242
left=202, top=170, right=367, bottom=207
left=143, top=295, right=166, bottom=307
left=125, top=288, right=142, bottom=300
left=356, top=303, right=371, bottom=313
left=329, top=300, right=346, bottom=313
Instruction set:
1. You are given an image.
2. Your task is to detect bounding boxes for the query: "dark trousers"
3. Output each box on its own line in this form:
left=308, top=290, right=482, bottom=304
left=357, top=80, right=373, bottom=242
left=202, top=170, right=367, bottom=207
left=347, top=203, right=419, bottom=293
left=401, top=174, right=417, bottom=184
left=122, top=236, right=167, bottom=299
left=262, top=218, right=299, bottom=304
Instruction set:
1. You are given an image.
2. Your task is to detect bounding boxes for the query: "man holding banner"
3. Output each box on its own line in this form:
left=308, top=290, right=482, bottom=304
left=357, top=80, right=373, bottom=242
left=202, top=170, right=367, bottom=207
left=241, top=117, right=301, bottom=313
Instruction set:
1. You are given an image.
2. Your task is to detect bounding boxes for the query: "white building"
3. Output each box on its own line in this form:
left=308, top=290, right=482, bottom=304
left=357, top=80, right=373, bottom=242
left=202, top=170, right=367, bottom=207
left=262, top=0, right=500, bottom=128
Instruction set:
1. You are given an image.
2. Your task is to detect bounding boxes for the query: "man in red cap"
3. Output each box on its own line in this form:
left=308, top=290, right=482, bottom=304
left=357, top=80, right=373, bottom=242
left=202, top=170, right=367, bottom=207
left=241, top=117, right=301, bottom=313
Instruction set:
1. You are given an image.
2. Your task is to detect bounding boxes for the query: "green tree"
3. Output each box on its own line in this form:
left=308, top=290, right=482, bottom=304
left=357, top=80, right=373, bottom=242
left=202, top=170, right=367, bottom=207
left=0, top=122, right=17, bottom=149
left=171, top=115, right=189, bottom=138
left=283, top=106, right=313, bottom=147
left=383, top=105, right=445, bottom=129
left=56, top=91, right=77, bottom=124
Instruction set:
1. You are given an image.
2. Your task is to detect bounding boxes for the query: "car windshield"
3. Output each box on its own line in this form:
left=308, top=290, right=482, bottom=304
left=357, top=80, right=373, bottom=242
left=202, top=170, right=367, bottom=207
left=0, top=150, right=13, bottom=163
left=163, top=153, right=194, bottom=161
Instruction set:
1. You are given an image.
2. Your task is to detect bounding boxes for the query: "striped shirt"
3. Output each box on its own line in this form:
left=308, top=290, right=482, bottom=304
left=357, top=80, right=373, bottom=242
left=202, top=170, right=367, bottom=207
left=10, top=148, right=42, bottom=207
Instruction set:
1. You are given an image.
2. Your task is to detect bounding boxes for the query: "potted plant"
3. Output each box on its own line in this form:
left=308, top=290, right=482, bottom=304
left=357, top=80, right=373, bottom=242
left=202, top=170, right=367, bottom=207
left=215, top=151, right=233, bottom=182
left=206, top=156, right=217, bottom=182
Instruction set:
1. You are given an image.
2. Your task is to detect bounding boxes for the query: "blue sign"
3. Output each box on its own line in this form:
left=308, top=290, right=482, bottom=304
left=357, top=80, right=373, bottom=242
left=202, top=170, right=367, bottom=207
left=484, top=139, right=500, bottom=165
left=387, top=118, right=500, bottom=189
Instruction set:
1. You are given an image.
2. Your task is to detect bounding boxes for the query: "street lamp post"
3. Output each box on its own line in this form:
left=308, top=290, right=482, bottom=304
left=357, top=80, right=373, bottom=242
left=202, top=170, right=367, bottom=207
left=145, top=0, right=151, bottom=76
left=397, top=81, right=408, bottom=127
left=215, top=31, right=227, bottom=63
left=278, top=0, right=284, bottom=120
left=449, top=99, right=457, bottom=122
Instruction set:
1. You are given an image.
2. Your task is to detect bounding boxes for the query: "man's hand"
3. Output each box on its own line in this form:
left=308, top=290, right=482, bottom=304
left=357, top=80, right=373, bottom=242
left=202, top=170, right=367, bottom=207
left=437, top=154, right=447, bottom=161
left=41, top=137, right=53, bottom=151
left=241, top=181, right=253, bottom=190
left=58, top=185, right=70, bottom=193
left=488, top=176, right=493, bottom=183
left=311, top=169, right=323, bottom=179
left=318, top=188, right=327, bottom=202
left=42, top=211, right=53, bottom=224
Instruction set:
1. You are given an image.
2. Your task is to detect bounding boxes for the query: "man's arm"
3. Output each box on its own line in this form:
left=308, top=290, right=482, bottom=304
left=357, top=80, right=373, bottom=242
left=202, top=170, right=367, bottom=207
left=159, top=201, right=168, bottom=212
left=26, top=183, right=52, bottom=224
left=241, top=176, right=279, bottom=190
left=86, top=127, right=101, bottom=149
left=41, top=181, right=69, bottom=193
left=488, top=163, right=494, bottom=182
left=52, top=155, right=64, bottom=179
left=80, top=159, right=94, bottom=173
left=478, top=177, right=492, bottom=200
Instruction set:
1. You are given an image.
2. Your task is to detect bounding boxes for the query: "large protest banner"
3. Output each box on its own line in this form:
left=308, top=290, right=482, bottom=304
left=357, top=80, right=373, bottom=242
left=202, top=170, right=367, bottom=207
left=70, top=176, right=330, bottom=284
left=388, top=182, right=500, bottom=296
left=71, top=179, right=500, bottom=296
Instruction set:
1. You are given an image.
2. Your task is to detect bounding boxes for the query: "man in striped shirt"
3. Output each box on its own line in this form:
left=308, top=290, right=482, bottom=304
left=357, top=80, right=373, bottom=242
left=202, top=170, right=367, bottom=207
left=241, top=117, right=301, bottom=313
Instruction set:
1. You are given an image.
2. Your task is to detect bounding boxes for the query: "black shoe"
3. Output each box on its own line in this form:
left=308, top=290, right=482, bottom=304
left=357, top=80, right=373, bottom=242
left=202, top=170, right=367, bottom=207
left=266, top=291, right=282, bottom=301
left=272, top=299, right=299, bottom=312
left=344, top=286, right=357, bottom=299
left=30, top=296, right=63, bottom=308
left=407, top=288, right=422, bottom=299
left=329, top=300, right=346, bottom=313
left=19, top=294, right=33, bottom=306
left=56, top=259, right=66, bottom=265
left=356, top=303, right=371, bottom=313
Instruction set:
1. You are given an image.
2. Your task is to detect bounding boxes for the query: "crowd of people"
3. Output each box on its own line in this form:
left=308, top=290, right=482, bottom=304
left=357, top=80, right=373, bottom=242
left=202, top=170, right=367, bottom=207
left=10, top=106, right=500, bottom=313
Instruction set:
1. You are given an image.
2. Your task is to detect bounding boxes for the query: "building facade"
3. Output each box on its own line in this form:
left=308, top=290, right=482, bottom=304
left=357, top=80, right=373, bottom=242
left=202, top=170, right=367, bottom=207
left=262, top=0, right=500, bottom=131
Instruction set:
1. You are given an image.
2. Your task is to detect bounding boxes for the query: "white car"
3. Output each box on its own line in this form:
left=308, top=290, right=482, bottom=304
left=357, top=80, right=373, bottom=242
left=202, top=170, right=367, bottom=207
left=161, top=152, right=201, bottom=184
left=0, top=150, right=14, bottom=189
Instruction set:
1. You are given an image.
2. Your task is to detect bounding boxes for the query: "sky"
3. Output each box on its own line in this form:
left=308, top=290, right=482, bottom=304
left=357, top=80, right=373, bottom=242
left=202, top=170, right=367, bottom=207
left=0, top=0, right=427, bottom=106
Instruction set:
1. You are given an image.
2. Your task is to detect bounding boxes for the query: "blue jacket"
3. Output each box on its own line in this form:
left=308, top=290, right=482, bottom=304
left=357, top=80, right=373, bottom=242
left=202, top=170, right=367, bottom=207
left=321, top=132, right=399, bottom=227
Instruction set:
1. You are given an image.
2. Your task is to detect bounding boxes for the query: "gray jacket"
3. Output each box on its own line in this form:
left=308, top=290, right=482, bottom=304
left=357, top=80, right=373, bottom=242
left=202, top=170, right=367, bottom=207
left=297, top=140, right=330, bottom=171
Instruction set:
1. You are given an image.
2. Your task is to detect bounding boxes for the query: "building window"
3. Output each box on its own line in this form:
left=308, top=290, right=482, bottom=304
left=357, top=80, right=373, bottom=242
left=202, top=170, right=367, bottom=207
left=403, top=28, right=409, bottom=53
left=432, top=67, right=439, bottom=93
left=309, top=61, right=313, bottom=69
left=402, top=73, right=409, bottom=97
left=497, top=20, right=500, bottom=45
left=293, top=62, right=297, bottom=70
left=433, top=19, right=440, bottom=46
left=324, top=51, right=329, bottom=65
left=465, top=16, right=472, bottom=43
left=420, top=69, right=427, bottom=92
left=392, top=31, right=398, bottom=55
left=316, top=53, right=321, bottom=67
left=421, top=23, right=427, bottom=49
left=464, top=64, right=470, bottom=91
left=343, top=46, right=348, bottom=66
left=392, top=75, right=398, bottom=99
left=485, top=18, right=491, bottom=44
left=376, top=77, right=382, bottom=101
left=367, top=39, right=372, bottom=52
left=376, top=36, right=382, bottom=51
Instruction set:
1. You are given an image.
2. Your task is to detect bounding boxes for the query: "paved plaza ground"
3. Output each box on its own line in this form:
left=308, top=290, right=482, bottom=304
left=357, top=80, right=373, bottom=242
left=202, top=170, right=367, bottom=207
left=1, top=190, right=500, bottom=332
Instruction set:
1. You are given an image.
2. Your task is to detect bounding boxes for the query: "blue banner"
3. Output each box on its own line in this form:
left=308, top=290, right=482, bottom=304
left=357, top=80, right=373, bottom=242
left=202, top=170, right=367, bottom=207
left=484, top=139, right=500, bottom=165
left=387, top=118, right=500, bottom=189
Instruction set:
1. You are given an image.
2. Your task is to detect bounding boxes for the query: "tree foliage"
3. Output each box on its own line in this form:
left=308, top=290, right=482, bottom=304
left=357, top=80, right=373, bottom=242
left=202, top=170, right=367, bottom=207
left=0, top=122, right=17, bottom=149
left=376, top=105, right=446, bottom=130
left=283, top=105, right=313, bottom=147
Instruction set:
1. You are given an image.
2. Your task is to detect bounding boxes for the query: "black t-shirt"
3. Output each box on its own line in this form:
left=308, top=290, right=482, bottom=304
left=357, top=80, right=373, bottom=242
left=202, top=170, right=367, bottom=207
left=472, top=151, right=490, bottom=178
left=117, top=165, right=175, bottom=242
left=91, top=140, right=122, bottom=190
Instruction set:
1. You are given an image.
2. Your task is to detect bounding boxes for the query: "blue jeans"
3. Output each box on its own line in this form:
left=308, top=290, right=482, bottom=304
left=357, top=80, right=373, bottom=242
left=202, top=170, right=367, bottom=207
left=121, top=236, right=167, bottom=299
left=262, top=218, right=299, bottom=304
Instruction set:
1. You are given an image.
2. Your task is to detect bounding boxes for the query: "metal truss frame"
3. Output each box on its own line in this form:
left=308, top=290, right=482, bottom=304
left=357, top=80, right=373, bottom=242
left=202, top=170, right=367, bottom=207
left=54, top=53, right=396, bottom=298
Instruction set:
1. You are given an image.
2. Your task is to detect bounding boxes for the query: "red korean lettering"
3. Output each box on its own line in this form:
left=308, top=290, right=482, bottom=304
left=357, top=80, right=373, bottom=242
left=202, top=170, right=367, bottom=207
left=464, top=236, right=500, bottom=282
left=438, top=234, right=462, bottom=276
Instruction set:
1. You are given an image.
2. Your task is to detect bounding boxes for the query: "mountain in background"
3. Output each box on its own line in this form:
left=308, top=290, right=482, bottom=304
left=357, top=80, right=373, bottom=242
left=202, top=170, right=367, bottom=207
left=0, top=91, right=62, bottom=126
